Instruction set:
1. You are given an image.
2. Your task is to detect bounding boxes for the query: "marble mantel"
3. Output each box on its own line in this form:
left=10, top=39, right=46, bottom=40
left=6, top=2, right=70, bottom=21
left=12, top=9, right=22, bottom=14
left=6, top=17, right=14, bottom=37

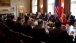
left=0, top=7, right=14, bottom=14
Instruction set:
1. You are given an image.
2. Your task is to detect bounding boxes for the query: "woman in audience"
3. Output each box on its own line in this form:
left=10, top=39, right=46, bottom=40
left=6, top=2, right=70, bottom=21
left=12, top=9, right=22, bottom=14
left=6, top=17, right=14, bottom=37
left=60, top=14, right=67, bottom=25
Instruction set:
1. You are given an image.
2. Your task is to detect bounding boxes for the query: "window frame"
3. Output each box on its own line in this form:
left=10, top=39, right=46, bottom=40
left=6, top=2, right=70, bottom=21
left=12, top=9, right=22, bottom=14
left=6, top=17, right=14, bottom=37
left=47, top=0, right=55, bottom=14
left=71, top=0, right=76, bottom=19
left=32, top=0, right=37, bottom=14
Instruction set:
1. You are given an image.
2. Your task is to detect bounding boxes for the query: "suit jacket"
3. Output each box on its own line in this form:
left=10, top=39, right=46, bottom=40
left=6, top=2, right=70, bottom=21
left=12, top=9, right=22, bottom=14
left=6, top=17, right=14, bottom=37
left=49, top=28, right=72, bottom=43
left=45, top=15, right=53, bottom=21
left=8, top=20, right=15, bottom=29
left=22, top=22, right=32, bottom=36
left=49, top=15, right=54, bottom=21
left=13, top=22, right=22, bottom=33
left=52, top=16, right=59, bottom=22
left=67, top=15, right=75, bottom=24
left=0, top=19, right=4, bottom=23
left=5, top=19, right=11, bottom=26
left=35, top=15, right=43, bottom=20
left=32, top=25, right=49, bottom=43
left=67, top=15, right=74, bottom=21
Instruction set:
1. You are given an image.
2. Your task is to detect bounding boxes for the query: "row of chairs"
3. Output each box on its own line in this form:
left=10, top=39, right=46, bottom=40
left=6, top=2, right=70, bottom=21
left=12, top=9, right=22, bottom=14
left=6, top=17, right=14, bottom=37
left=9, top=30, right=33, bottom=43
left=0, top=22, right=44, bottom=43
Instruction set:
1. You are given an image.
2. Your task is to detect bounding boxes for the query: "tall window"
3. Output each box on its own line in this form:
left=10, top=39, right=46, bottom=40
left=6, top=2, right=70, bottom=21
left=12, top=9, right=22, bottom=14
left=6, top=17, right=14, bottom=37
left=71, top=0, right=76, bottom=19
left=47, top=0, right=55, bottom=14
left=32, top=0, right=37, bottom=14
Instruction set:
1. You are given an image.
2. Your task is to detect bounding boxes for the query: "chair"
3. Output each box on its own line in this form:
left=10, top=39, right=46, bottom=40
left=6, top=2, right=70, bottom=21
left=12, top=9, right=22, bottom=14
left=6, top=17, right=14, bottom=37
left=20, top=33, right=33, bottom=43
left=9, top=30, right=20, bottom=43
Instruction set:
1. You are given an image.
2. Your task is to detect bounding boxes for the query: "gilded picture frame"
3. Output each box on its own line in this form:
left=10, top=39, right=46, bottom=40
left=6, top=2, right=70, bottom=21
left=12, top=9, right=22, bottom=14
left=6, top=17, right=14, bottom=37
left=0, top=0, right=10, bottom=7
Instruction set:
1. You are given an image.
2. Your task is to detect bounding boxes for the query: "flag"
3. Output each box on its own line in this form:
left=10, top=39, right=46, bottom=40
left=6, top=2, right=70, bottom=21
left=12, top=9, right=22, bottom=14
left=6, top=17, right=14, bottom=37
left=54, top=0, right=62, bottom=18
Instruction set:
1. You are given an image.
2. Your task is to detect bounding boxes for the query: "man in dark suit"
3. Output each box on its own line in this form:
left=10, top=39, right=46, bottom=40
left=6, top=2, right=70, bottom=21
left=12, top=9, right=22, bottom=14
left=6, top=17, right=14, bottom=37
left=45, top=12, right=53, bottom=21
left=52, top=14, right=59, bottom=22
left=22, top=16, right=32, bottom=36
left=35, top=12, right=43, bottom=19
left=13, top=17, right=22, bottom=33
left=8, top=15, right=15, bottom=29
left=0, top=15, right=5, bottom=23
left=32, top=19, right=49, bottom=43
left=49, top=20, right=72, bottom=43
left=67, top=12, right=75, bottom=25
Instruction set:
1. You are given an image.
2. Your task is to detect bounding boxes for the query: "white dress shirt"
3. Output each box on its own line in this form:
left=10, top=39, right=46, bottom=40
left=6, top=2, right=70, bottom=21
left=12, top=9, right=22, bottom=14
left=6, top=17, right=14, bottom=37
left=66, top=25, right=76, bottom=41
left=67, top=25, right=74, bottom=35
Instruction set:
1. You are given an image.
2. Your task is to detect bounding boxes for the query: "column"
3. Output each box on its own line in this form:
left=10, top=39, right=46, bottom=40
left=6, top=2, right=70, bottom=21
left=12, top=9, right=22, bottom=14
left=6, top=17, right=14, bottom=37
left=43, top=0, right=47, bottom=14
left=64, top=0, right=71, bottom=16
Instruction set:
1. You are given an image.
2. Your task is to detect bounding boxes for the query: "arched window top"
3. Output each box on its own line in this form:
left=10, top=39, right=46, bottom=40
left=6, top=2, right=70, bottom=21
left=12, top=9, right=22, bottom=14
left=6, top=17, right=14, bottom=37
left=71, top=0, right=76, bottom=19
left=32, top=0, right=37, bottom=5
left=48, top=0, right=55, bottom=4
left=32, top=0, right=37, bottom=14
left=47, top=0, right=55, bottom=14
left=71, top=0, right=76, bottom=2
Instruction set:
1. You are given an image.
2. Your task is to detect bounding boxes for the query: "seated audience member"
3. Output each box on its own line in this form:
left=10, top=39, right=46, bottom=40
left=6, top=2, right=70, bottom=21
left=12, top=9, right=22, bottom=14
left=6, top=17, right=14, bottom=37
left=60, top=14, right=67, bottom=25
left=32, top=19, right=49, bottom=43
left=13, top=17, right=23, bottom=32
left=61, top=25, right=66, bottom=31
left=42, top=12, right=47, bottom=21
left=19, top=13, right=24, bottom=17
left=0, top=15, right=5, bottom=23
left=67, top=12, right=75, bottom=25
left=36, top=12, right=42, bottom=19
left=5, top=15, right=11, bottom=26
left=67, top=21, right=74, bottom=35
left=41, top=13, right=47, bottom=21
left=45, top=13, right=53, bottom=21
left=73, top=22, right=76, bottom=43
left=29, top=13, right=35, bottom=21
left=29, top=13, right=33, bottom=17
left=74, top=22, right=76, bottom=28
left=22, top=16, right=32, bottom=36
left=52, top=13, right=59, bottom=23
left=8, top=15, right=15, bottom=29
left=3, top=14, right=7, bottom=21
left=49, top=20, right=72, bottom=43
left=24, top=12, right=29, bottom=17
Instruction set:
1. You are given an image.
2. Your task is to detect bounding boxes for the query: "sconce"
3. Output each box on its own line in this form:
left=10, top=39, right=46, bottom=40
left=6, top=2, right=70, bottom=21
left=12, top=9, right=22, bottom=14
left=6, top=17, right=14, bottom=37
left=40, top=5, right=43, bottom=8
left=62, top=3, right=64, bottom=8
left=19, top=6, right=24, bottom=13
left=20, top=6, right=24, bottom=8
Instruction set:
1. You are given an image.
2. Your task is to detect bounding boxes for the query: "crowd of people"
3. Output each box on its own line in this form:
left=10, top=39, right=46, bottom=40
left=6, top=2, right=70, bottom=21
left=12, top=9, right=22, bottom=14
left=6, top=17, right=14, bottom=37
left=0, top=12, right=76, bottom=43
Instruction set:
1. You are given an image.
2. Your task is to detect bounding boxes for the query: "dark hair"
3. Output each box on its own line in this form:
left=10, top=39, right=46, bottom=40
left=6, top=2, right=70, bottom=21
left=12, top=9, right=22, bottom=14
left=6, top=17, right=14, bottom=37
left=25, top=16, right=29, bottom=22
left=69, top=20, right=74, bottom=25
left=38, top=19, right=43, bottom=25
left=11, top=15, right=14, bottom=20
left=55, top=20, right=62, bottom=27
left=0, top=15, right=2, bottom=18
left=49, top=12, right=51, bottom=14
left=17, top=17, right=22, bottom=21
